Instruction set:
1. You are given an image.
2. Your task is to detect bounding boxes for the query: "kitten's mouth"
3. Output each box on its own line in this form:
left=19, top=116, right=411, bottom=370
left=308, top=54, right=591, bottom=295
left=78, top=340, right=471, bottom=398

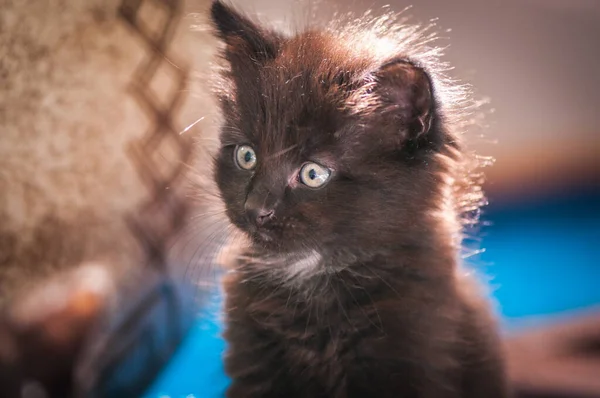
left=246, top=226, right=276, bottom=244
left=246, top=224, right=299, bottom=251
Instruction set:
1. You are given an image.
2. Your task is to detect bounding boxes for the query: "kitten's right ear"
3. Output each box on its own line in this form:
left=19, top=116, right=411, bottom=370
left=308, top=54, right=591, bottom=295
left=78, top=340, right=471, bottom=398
left=210, top=1, right=281, bottom=62
left=371, top=59, right=435, bottom=142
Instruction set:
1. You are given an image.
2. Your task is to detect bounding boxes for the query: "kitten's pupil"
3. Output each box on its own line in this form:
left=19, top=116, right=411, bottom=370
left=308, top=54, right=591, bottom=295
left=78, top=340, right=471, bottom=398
left=308, top=169, right=316, bottom=180
left=244, top=151, right=253, bottom=162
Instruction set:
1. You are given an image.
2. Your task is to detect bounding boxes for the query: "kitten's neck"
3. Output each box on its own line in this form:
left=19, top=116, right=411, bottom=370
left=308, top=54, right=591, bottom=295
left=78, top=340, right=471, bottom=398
left=238, top=243, right=456, bottom=291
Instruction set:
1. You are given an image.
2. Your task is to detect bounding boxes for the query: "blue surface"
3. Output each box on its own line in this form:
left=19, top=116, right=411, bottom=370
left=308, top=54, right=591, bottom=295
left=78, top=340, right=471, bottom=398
left=144, top=190, right=600, bottom=397
left=479, top=191, right=600, bottom=328
left=143, top=295, right=229, bottom=398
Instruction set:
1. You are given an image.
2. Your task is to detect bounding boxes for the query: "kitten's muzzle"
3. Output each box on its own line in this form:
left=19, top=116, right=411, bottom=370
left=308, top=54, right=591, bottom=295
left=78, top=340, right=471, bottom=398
left=244, top=182, right=280, bottom=229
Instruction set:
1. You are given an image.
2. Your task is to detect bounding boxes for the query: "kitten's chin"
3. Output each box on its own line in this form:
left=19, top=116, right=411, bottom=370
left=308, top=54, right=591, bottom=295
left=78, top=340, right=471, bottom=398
left=246, top=228, right=277, bottom=247
left=246, top=228, right=293, bottom=253
left=256, top=230, right=274, bottom=243
left=243, top=225, right=313, bottom=254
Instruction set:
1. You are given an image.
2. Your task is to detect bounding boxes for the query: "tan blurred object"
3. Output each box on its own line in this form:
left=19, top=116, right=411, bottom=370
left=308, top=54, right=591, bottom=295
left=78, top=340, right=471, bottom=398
left=0, top=263, right=117, bottom=396
left=0, top=0, right=218, bottom=301
left=506, top=310, right=600, bottom=397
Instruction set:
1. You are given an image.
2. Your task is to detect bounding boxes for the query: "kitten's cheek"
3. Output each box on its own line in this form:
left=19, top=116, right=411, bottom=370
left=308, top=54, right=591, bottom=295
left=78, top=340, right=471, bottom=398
left=234, top=214, right=252, bottom=231
left=223, top=206, right=248, bottom=232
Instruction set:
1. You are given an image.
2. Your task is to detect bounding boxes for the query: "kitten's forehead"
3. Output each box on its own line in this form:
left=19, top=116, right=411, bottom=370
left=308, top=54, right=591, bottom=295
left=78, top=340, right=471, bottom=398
left=243, top=34, right=364, bottom=154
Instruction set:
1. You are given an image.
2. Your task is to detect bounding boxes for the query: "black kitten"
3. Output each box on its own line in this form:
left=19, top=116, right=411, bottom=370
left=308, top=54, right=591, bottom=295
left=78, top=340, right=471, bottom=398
left=209, top=1, right=509, bottom=397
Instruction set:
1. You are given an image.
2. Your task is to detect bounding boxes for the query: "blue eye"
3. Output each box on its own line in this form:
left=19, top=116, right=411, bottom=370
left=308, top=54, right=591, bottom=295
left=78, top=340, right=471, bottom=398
left=234, top=145, right=257, bottom=170
left=299, top=162, right=331, bottom=188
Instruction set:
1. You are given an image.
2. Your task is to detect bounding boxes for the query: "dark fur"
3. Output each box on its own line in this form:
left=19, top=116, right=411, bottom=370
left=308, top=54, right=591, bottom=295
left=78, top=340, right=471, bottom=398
left=209, top=1, right=508, bottom=397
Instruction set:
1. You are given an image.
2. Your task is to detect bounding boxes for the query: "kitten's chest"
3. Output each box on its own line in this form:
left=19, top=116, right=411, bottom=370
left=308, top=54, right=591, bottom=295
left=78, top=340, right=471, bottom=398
left=224, top=273, right=457, bottom=397
left=262, top=300, right=360, bottom=392
left=227, top=275, right=387, bottom=364
left=231, top=272, right=383, bottom=337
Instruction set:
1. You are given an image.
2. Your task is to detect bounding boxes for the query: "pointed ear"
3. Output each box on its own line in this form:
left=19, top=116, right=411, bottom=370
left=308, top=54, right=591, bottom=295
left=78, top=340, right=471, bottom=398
left=210, top=1, right=281, bottom=62
left=373, top=59, right=434, bottom=140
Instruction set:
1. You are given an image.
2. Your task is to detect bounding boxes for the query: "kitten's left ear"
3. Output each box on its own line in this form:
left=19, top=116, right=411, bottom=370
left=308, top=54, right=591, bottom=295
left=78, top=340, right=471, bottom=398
left=372, top=59, right=434, bottom=141
left=210, top=1, right=281, bottom=62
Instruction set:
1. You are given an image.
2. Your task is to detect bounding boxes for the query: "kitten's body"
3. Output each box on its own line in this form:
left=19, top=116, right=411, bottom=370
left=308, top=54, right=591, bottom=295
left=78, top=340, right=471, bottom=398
left=224, top=250, right=506, bottom=398
left=209, top=1, right=508, bottom=397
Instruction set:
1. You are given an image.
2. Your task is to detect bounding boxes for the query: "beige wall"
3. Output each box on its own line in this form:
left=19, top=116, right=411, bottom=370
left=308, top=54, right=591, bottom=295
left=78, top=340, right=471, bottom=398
left=0, top=0, right=218, bottom=299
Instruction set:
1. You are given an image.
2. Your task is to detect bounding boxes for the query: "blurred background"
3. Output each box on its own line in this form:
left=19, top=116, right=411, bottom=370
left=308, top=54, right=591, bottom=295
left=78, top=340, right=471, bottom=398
left=1, top=0, right=599, bottom=397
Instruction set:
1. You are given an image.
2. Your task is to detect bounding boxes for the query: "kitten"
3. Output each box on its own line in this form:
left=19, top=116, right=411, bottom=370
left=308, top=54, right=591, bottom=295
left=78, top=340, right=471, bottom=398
left=209, top=1, right=509, bottom=397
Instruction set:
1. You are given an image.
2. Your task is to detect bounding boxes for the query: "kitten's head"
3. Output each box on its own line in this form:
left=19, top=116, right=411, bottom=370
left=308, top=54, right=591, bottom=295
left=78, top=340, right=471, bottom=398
left=209, top=1, right=476, bottom=259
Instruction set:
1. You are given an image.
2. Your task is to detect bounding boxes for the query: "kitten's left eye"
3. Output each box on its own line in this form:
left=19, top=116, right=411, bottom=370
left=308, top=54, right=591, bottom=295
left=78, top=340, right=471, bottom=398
left=234, top=145, right=257, bottom=170
left=299, top=162, right=331, bottom=188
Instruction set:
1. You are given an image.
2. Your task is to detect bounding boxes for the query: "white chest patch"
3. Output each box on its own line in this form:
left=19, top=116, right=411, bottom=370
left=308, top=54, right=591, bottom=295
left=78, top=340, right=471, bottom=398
left=237, top=249, right=326, bottom=288
left=273, top=249, right=323, bottom=286
left=287, top=250, right=322, bottom=277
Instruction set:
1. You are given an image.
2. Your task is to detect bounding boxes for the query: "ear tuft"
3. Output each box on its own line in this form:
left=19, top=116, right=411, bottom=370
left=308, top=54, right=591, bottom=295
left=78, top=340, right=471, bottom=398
left=210, top=0, right=280, bottom=61
left=374, top=59, right=434, bottom=140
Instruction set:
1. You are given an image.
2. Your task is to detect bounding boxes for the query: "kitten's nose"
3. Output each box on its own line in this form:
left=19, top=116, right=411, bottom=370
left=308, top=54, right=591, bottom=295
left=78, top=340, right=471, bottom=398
left=247, top=207, right=275, bottom=227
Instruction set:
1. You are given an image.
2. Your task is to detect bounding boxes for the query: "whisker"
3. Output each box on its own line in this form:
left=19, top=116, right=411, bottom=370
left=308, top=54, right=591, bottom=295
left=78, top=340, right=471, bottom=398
left=179, top=116, right=205, bottom=135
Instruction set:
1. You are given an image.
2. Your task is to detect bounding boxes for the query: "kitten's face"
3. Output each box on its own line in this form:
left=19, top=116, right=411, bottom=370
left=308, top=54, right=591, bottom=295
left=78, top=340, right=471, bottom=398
left=211, top=1, right=447, bottom=257
left=215, top=88, right=362, bottom=254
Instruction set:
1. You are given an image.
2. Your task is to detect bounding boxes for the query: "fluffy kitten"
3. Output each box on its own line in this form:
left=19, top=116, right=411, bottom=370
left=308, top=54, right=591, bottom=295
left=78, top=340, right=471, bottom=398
left=209, top=1, right=508, bottom=397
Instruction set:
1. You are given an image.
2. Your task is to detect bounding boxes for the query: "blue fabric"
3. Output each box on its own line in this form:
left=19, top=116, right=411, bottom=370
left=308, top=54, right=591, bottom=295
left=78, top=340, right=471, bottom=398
left=143, top=295, right=229, bottom=398
left=144, top=190, right=600, bottom=397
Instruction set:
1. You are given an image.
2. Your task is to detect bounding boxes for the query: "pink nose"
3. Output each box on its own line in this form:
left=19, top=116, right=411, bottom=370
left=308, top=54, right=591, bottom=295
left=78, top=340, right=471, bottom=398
left=247, top=207, right=275, bottom=227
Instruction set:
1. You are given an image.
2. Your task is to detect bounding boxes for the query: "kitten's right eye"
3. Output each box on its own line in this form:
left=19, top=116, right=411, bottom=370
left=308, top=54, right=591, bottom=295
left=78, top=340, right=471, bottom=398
left=234, top=145, right=257, bottom=170
left=299, top=162, right=331, bottom=188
